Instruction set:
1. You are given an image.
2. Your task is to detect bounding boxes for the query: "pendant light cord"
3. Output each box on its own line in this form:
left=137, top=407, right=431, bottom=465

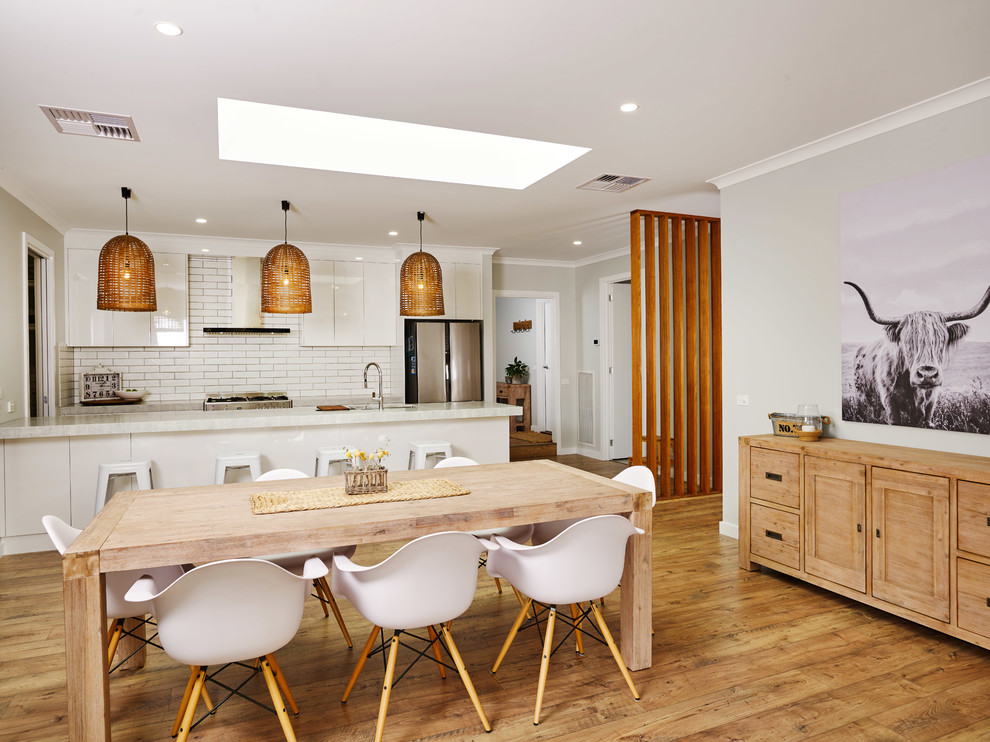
left=284, top=207, right=288, bottom=244
left=124, top=194, right=129, bottom=235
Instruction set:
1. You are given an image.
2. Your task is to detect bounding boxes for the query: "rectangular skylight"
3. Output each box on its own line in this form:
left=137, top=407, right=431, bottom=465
left=217, top=98, right=590, bottom=190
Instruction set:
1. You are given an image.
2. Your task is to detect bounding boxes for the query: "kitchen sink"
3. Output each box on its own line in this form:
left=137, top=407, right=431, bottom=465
left=347, top=403, right=415, bottom=410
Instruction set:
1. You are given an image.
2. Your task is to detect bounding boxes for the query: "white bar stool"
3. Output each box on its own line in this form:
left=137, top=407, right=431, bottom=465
left=407, top=440, right=453, bottom=470
left=214, top=451, right=262, bottom=484
left=316, top=445, right=350, bottom=477
left=96, top=459, right=153, bottom=515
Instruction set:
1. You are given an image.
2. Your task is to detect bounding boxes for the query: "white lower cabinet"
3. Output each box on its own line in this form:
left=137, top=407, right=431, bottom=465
left=4, top=438, right=71, bottom=537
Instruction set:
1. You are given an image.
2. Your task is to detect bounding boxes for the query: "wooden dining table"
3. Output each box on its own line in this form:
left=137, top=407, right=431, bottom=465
left=62, top=459, right=653, bottom=741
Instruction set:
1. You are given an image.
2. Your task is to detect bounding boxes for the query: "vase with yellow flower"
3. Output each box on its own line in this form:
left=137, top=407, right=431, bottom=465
left=343, top=443, right=390, bottom=494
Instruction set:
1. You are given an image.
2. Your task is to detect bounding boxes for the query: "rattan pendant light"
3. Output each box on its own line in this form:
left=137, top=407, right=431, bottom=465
left=261, top=200, right=312, bottom=314
left=97, top=187, right=157, bottom=311
left=399, top=211, right=444, bottom=316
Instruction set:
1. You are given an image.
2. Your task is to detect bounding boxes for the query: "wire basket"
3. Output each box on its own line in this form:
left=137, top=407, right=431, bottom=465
left=344, top=468, right=388, bottom=495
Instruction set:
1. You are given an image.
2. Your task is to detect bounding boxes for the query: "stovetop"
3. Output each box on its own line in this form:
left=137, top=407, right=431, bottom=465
left=203, top=392, right=293, bottom=411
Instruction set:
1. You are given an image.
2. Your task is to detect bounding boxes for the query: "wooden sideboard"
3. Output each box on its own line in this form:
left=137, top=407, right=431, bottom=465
left=739, top=434, right=990, bottom=650
left=496, top=382, right=531, bottom=432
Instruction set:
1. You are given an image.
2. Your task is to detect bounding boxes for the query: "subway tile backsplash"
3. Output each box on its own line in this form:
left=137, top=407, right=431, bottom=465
left=65, top=256, right=397, bottom=407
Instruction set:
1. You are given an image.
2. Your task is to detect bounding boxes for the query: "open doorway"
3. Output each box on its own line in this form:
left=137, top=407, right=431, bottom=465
left=24, top=234, right=56, bottom=418
left=494, top=291, right=560, bottom=460
left=600, top=273, right=633, bottom=462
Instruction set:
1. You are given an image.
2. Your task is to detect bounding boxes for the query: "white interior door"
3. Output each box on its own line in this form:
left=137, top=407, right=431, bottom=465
left=608, top=282, right=633, bottom=460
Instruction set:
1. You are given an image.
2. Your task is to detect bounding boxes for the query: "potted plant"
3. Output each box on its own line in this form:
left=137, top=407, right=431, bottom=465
left=504, top=357, right=529, bottom=384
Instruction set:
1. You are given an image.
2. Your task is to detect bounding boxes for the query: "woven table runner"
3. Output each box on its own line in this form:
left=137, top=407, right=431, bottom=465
left=250, top=478, right=470, bottom=515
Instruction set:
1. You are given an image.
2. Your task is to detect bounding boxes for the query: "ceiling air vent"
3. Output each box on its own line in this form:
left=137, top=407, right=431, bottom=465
left=40, top=106, right=140, bottom=141
left=578, top=174, right=649, bottom=193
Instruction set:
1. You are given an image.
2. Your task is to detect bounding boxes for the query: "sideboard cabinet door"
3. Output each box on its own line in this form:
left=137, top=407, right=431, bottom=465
left=804, top=456, right=867, bottom=593
left=871, top=467, right=950, bottom=621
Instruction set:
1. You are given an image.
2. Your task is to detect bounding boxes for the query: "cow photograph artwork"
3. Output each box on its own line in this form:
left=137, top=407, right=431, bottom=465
left=841, top=153, right=990, bottom=434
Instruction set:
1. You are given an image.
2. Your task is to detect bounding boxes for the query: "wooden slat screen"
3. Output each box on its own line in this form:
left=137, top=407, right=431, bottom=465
left=630, top=210, right=722, bottom=498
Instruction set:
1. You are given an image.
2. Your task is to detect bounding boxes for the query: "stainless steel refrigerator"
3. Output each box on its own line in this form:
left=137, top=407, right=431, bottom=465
left=404, top=320, right=483, bottom=403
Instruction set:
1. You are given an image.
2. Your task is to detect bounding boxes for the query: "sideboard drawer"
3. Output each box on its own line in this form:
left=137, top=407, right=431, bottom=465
left=750, top=503, right=800, bottom=569
left=958, top=558, right=990, bottom=639
left=958, top=481, right=990, bottom=558
left=750, top=448, right=800, bottom=508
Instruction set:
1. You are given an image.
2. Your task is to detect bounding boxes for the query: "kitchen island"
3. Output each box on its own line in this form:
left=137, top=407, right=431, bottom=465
left=0, top=401, right=519, bottom=554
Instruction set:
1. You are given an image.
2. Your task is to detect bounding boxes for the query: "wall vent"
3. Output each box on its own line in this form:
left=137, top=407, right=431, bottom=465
left=578, top=370, right=595, bottom=445
left=578, top=174, right=649, bottom=193
left=40, top=106, right=140, bottom=141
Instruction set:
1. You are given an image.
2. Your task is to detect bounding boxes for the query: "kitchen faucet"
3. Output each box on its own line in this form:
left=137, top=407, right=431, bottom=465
left=363, top=362, right=383, bottom=411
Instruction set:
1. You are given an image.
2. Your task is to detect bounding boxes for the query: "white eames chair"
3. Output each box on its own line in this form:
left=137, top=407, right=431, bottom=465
left=42, top=514, right=185, bottom=673
left=433, top=456, right=534, bottom=593
left=487, top=514, right=644, bottom=725
left=253, top=468, right=355, bottom=647
left=530, top=465, right=656, bottom=545
left=125, top=557, right=326, bottom=742
left=332, top=532, right=496, bottom=742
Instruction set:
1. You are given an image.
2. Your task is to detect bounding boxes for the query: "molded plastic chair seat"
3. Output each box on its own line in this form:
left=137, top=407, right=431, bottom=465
left=315, top=445, right=349, bottom=477
left=253, top=468, right=355, bottom=647
left=407, top=440, right=452, bottom=470
left=332, top=532, right=495, bottom=742
left=487, top=514, right=645, bottom=725
left=214, top=451, right=261, bottom=484
left=43, top=514, right=183, bottom=673
left=126, top=557, right=326, bottom=742
left=531, top=465, right=656, bottom=545
left=96, top=459, right=153, bottom=515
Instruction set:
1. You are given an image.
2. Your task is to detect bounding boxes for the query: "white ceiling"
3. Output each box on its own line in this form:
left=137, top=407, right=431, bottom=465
left=2, top=1, right=989, bottom=262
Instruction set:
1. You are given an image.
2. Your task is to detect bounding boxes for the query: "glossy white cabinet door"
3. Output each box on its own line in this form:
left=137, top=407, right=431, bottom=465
left=149, top=252, right=189, bottom=346
left=66, top=248, right=113, bottom=346
left=302, top=259, right=336, bottom=346
left=363, top=262, right=397, bottom=345
left=454, top=263, right=482, bottom=319
left=333, top=261, right=365, bottom=346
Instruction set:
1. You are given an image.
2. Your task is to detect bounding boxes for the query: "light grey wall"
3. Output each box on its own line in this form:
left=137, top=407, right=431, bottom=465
left=0, top=187, right=63, bottom=424
left=720, top=95, right=990, bottom=535
left=495, top=297, right=540, bottom=382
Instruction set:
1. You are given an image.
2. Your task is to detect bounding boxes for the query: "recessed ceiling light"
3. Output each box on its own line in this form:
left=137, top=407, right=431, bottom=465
left=195, top=218, right=207, bottom=224
left=619, top=103, right=639, bottom=113
left=155, top=21, right=183, bottom=37
left=355, top=257, right=363, bottom=261
left=201, top=248, right=210, bottom=253
left=217, top=98, right=590, bottom=190
left=388, top=231, right=398, bottom=237
left=573, top=240, right=582, bottom=246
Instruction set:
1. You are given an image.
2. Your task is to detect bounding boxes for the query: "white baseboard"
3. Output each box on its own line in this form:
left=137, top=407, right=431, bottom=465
left=557, top=445, right=579, bottom=456
left=719, top=521, right=739, bottom=540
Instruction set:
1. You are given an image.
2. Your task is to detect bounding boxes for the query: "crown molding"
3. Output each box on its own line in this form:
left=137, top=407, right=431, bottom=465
left=708, top=75, right=990, bottom=190
left=0, top=169, right=68, bottom=234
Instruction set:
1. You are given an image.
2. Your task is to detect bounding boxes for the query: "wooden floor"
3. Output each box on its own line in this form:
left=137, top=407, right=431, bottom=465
left=5, top=455, right=990, bottom=741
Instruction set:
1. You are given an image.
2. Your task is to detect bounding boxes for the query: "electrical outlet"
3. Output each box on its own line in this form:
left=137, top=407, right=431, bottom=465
left=0, top=386, right=3, bottom=399
left=736, top=394, right=750, bottom=407
left=6, top=401, right=14, bottom=413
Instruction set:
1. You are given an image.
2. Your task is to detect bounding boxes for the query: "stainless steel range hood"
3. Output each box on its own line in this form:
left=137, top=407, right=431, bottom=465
left=203, top=257, right=291, bottom=336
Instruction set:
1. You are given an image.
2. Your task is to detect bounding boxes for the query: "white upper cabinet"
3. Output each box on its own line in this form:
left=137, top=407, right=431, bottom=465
left=66, top=249, right=189, bottom=347
left=438, top=262, right=483, bottom=319
left=302, top=260, right=396, bottom=346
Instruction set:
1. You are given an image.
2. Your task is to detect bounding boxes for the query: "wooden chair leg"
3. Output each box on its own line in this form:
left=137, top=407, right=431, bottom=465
left=342, top=625, right=381, bottom=703
left=440, top=625, right=491, bottom=732
left=175, top=666, right=206, bottom=742
left=426, top=625, right=446, bottom=678
left=590, top=602, right=640, bottom=700
left=492, top=598, right=533, bottom=673
left=312, top=578, right=331, bottom=617
left=493, top=576, right=503, bottom=593
left=569, top=603, right=584, bottom=655
left=106, top=618, right=124, bottom=666
left=374, top=634, right=400, bottom=742
left=261, top=654, right=298, bottom=742
left=534, top=606, right=556, bottom=725
left=172, top=666, right=199, bottom=737
left=320, top=576, right=353, bottom=648
left=267, top=652, right=299, bottom=714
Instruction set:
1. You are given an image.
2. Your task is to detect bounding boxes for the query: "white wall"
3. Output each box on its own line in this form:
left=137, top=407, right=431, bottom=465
left=719, top=94, right=990, bottom=537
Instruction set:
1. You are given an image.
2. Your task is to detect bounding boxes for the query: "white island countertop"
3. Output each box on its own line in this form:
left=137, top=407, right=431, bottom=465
left=0, top=401, right=519, bottom=440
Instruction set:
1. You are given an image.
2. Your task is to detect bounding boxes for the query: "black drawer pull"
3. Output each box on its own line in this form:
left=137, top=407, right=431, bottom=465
left=986, top=516, right=990, bottom=527
left=765, top=472, right=783, bottom=482
left=857, top=524, right=862, bottom=533
left=765, top=529, right=783, bottom=541
left=876, top=529, right=881, bottom=538
left=986, top=597, right=990, bottom=608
